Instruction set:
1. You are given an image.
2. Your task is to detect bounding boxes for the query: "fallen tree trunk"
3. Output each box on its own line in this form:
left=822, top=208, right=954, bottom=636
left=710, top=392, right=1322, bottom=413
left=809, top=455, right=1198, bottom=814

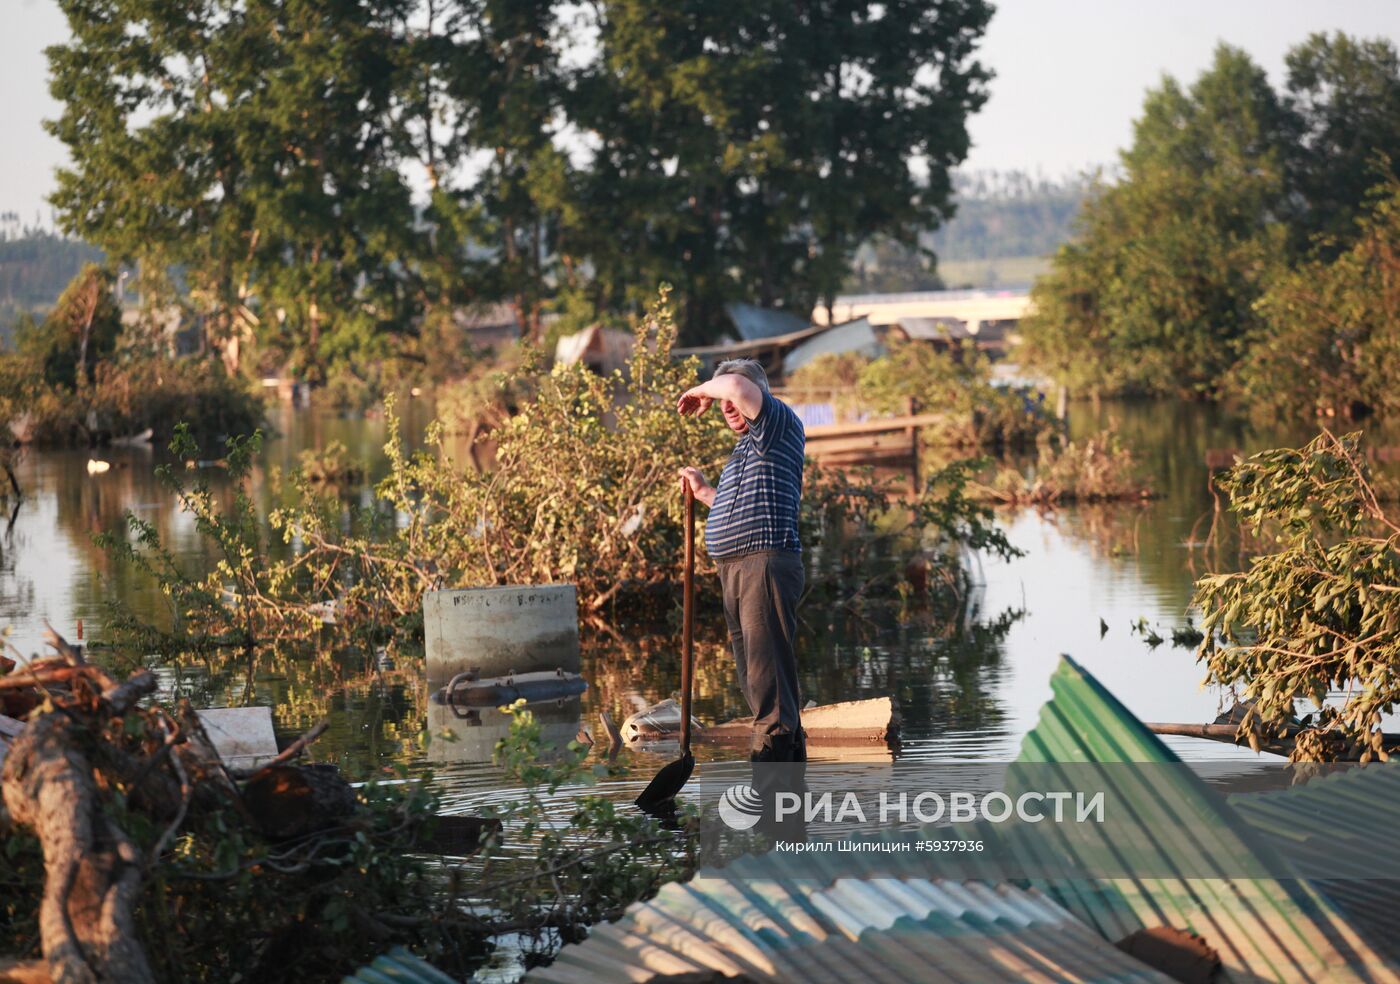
left=1, top=670, right=158, bottom=984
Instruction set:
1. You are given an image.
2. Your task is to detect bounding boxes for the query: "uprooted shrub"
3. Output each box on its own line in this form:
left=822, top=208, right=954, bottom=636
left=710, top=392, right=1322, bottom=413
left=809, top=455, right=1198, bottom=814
left=1194, top=431, right=1400, bottom=762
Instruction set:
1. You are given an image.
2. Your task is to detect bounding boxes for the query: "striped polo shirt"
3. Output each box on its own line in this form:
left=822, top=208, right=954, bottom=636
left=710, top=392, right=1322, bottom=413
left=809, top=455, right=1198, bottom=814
left=705, top=389, right=806, bottom=557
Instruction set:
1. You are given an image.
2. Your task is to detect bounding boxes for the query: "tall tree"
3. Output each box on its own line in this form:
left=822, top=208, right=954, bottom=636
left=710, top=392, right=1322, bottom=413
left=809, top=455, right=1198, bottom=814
left=1234, top=178, right=1400, bottom=422
left=567, top=0, right=992, bottom=341
left=1282, top=32, right=1400, bottom=252
left=47, top=0, right=425, bottom=379
left=1022, top=45, right=1292, bottom=398
left=16, top=263, right=122, bottom=389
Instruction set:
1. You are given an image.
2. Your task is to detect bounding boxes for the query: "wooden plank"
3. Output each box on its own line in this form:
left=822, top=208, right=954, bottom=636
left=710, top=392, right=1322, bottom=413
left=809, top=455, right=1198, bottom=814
left=803, top=413, right=949, bottom=439
left=704, top=696, right=899, bottom=742
left=625, top=697, right=899, bottom=745
left=805, top=432, right=915, bottom=457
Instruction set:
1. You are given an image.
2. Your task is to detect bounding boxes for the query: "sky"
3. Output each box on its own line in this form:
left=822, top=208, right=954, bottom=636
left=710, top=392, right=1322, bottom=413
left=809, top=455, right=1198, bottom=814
left=2, top=0, right=1398, bottom=225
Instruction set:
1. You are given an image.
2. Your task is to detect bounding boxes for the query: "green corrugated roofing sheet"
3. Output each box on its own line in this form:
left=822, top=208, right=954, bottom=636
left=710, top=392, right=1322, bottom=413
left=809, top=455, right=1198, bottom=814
left=1229, top=762, right=1400, bottom=966
left=530, top=655, right=1399, bottom=983
left=529, top=876, right=1175, bottom=983
left=1008, top=656, right=1398, bottom=984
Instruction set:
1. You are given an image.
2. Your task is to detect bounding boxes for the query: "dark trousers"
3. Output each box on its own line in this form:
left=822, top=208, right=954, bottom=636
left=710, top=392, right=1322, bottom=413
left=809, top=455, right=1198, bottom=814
left=716, top=549, right=804, bottom=751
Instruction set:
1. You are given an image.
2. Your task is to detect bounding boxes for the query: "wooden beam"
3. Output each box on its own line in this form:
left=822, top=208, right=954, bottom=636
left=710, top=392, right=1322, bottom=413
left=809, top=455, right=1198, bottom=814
left=805, top=432, right=916, bottom=457
left=703, top=697, right=899, bottom=742
left=804, top=413, right=948, bottom=438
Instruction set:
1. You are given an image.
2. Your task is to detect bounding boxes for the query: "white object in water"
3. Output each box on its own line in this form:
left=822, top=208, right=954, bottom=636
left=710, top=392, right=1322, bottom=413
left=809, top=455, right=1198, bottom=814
left=196, top=706, right=279, bottom=769
left=86, top=459, right=112, bottom=475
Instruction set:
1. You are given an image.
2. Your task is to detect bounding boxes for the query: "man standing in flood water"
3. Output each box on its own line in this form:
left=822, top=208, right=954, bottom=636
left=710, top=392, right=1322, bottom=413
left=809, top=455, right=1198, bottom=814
left=676, top=358, right=807, bottom=763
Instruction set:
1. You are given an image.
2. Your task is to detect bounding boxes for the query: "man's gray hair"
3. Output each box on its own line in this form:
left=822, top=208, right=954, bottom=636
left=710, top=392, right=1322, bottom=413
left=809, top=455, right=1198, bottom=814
left=713, top=358, right=770, bottom=393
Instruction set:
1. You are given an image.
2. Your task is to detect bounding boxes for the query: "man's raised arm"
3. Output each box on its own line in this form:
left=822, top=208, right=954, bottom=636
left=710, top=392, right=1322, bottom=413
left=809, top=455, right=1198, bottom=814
left=676, top=373, right=763, bottom=420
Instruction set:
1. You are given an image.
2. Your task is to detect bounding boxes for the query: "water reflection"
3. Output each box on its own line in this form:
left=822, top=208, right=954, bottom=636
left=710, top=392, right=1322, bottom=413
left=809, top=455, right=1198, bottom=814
left=9, top=398, right=1400, bottom=789
left=427, top=697, right=583, bottom=765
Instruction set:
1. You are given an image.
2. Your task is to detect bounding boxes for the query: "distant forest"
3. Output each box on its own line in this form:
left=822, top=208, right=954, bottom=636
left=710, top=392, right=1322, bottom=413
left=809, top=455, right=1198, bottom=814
left=0, top=213, right=103, bottom=344
left=847, top=170, right=1090, bottom=293
left=0, top=169, right=1086, bottom=337
left=928, top=170, right=1091, bottom=260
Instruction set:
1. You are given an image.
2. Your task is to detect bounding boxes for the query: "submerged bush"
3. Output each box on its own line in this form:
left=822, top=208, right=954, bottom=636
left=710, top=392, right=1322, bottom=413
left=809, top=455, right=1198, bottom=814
left=1, top=353, right=264, bottom=447
left=975, top=431, right=1156, bottom=505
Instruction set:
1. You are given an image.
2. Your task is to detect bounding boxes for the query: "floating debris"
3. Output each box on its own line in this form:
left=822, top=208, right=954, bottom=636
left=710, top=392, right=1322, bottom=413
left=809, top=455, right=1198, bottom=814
left=433, top=668, right=588, bottom=707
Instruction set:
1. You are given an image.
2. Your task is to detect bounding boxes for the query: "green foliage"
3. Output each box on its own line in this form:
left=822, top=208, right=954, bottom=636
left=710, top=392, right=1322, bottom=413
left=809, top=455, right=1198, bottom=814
left=567, top=0, right=993, bottom=340
left=0, top=265, right=263, bottom=446
left=370, top=290, right=734, bottom=617
left=1021, top=44, right=1292, bottom=398
left=479, top=702, right=694, bottom=958
left=0, top=352, right=263, bottom=447
left=856, top=340, right=1052, bottom=448
left=1232, top=178, right=1400, bottom=423
left=47, top=0, right=993, bottom=381
left=46, top=0, right=435, bottom=378
left=1283, top=33, right=1400, bottom=250
left=1193, top=431, right=1400, bottom=761
left=16, top=263, right=122, bottom=388
left=1022, top=34, right=1400, bottom=402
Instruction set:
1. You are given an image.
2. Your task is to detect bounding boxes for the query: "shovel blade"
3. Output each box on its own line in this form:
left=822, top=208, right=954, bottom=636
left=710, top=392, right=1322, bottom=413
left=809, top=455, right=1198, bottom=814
left=634, top=752, right=695, bottom=812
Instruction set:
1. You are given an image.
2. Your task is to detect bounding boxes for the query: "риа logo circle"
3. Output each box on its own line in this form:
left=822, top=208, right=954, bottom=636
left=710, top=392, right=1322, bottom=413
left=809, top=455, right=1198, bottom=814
left=717, top=784, right=764, bottom=830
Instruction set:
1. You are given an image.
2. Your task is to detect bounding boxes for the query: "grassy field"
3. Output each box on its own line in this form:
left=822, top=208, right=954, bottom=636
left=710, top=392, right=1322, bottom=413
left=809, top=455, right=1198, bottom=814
left=936, top=255, right=1050, bottom=290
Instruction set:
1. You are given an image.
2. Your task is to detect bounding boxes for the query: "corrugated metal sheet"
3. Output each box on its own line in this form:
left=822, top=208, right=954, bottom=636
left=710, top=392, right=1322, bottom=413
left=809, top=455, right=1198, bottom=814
left=896, top=316, right=973, bottom=342
left=1008, top=656, right=1399, bottom=984
left=726, top=302, right=811, bottom=342
left=1229, top=763, right=1400, bottom=965
left=341, top=947, right=460, bottom=984
left=781, top=318, right=881, bottom=376
left=532, top=656, right=1399, bottom=983
left=790, top=402, right=838, bottom=429
left=529, top=876, right=1175, bottom=983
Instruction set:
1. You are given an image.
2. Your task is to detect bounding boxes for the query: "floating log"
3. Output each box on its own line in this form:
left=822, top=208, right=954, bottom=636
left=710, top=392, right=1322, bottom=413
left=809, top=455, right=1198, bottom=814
left=433, top=668, right=588, bottom=706
left=1147, top=721, right=1400, bottom=760
left=624, top=696, right=899, bottom=746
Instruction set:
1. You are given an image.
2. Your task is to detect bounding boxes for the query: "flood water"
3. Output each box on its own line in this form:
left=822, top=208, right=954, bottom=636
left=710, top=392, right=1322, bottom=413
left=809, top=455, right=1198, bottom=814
left=2, top=398, right=1391, bottom=810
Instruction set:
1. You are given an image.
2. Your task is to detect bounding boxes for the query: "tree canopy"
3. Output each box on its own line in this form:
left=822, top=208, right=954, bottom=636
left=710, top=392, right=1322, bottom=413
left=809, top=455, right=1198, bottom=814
left=45, top=0, right=994, bottom=375
left=1020, top=34, right=1400, bottom=403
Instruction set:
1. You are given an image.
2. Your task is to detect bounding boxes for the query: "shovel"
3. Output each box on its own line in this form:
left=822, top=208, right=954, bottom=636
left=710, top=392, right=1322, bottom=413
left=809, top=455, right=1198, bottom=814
left=635, top=484, right=696, bottom=811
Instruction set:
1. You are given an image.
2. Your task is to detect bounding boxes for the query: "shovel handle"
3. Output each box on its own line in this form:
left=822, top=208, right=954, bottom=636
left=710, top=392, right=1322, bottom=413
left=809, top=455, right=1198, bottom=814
left=680, top=484, right=695, bottom=754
